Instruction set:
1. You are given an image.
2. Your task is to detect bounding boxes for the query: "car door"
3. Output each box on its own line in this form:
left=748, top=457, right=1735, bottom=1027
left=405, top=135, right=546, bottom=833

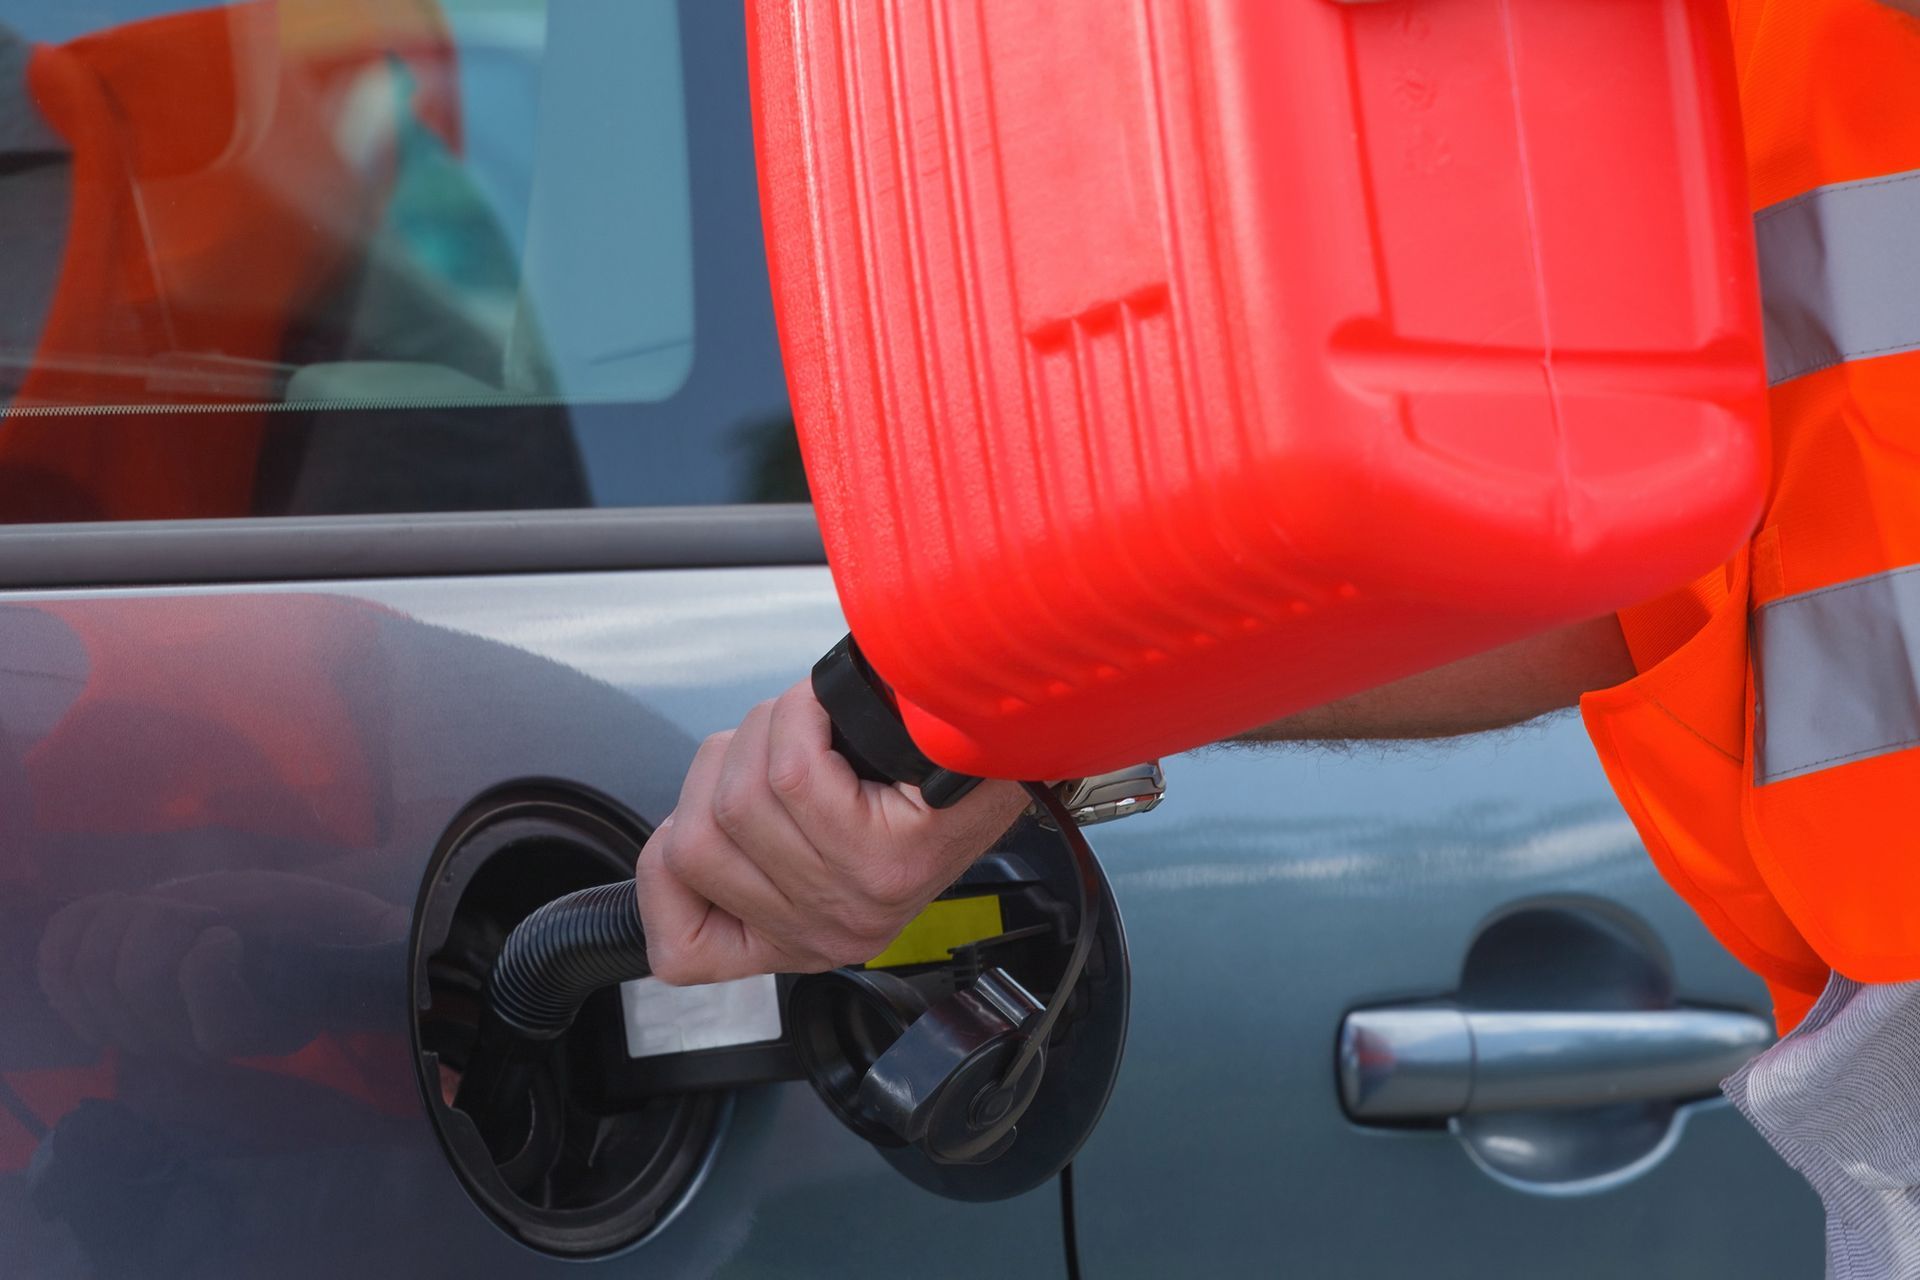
left=1070, top=725, right=1825, bottom=1277
left=0, top=1, right=1070, bottom=1276
left=0, top=2, right=1831, bottom=1278
left=2, top=566, right=1085, bottom=1279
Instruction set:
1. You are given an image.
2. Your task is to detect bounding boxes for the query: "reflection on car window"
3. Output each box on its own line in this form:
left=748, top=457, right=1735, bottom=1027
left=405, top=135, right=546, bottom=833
left=0, top=0, right=801, bottom=521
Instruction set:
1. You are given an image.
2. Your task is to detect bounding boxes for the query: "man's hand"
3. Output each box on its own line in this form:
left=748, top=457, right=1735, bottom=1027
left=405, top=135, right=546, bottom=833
left=637, top=682, right=1030, bottom=985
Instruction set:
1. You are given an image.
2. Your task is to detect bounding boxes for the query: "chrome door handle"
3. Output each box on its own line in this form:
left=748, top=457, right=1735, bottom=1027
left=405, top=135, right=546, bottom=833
left=1337, top=1007, right=1773, bottom=1121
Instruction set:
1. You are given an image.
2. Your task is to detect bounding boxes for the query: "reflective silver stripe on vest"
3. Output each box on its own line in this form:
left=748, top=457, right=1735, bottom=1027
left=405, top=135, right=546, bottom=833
left=1758, top=167, right=1920, bottom=386
left=1754, top=564, right=1920, bottom=784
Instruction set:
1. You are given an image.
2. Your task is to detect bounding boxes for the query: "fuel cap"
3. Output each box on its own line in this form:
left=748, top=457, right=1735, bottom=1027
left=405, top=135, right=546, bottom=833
left=785, top=817, right=1130, bottom=1202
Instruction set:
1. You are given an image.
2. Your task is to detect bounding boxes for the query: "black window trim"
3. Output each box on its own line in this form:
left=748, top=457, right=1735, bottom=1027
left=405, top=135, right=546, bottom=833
left=0, top=505, right=824, bottom=589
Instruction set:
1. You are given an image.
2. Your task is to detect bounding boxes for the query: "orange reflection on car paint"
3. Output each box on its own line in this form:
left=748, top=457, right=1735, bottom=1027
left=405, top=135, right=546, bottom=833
left=3, top=0, right=458, bottom=520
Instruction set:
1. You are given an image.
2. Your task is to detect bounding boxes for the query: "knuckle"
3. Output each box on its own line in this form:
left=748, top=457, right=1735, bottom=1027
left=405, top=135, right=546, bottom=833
left=657, top=832, right=703, bottom=885
left=766, top=746, right=810, bottom=800
left=637, top=837, right=668, bottom=879
left=708, top=778, right=755, bottom=842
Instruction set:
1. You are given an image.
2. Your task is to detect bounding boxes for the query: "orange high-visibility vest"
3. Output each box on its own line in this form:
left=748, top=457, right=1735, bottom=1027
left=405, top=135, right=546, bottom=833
left=1582, top=0, right=1920, bottom=1033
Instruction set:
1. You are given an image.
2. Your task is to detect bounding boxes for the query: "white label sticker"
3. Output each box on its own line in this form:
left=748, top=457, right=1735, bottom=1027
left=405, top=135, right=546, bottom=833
left=619, top=973, right=783, bottom=1059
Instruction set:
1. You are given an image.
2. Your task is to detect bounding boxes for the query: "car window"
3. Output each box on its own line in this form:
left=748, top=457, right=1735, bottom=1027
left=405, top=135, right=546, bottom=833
left=0, top=0, right=801, bottom=521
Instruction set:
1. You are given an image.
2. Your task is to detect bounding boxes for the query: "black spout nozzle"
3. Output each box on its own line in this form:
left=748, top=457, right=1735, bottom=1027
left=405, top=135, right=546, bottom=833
left=454, top=880, right=651, bottom=1160
left=812, top=635, right=984, bottom=808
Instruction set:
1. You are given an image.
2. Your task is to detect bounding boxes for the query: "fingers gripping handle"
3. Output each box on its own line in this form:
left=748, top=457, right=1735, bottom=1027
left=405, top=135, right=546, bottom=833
left=811, top=634, right=984, bottom=809
left=457, top=639, right=981, bottom=1160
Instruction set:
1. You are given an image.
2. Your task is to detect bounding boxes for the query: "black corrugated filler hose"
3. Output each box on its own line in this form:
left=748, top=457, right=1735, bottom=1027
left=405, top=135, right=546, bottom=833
left=486, top=882, right=652, bottom=1037
left=454, top=881, right=652, bottom=1160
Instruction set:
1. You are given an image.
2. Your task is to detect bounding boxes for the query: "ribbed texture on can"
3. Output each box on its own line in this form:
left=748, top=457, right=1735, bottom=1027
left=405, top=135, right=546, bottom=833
left=486, top=881, right=652, bottom=1040
left=750, top=0, right=1765, bottom=779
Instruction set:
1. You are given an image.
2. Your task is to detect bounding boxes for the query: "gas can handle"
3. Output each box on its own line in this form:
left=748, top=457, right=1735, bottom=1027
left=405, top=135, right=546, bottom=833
left=811, top=634, right=983, bottom=808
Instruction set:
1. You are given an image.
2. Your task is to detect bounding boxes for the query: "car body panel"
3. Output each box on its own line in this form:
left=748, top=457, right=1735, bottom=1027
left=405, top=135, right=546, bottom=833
left=1, top=565, right=1823, bottom=1277
left=1073, top=731, right=1823, bottom=1277
left=0, top=567, right=1062, bottom=1278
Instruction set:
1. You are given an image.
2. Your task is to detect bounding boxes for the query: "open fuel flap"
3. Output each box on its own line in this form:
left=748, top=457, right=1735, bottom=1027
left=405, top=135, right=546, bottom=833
left=412, top=782, right=1134, bottom=1255
left=410, top=789, right=721, bottom=1256
left=789, top=805, right=1132, bottom=1203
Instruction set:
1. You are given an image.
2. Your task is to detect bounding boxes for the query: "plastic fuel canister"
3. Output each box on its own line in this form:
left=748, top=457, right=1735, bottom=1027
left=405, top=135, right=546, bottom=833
left=749, top=0, right=1767, bottom=781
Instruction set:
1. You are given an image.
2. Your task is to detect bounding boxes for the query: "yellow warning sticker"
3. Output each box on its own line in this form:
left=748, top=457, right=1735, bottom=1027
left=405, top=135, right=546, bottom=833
left=864, top=895, right=1005, bottom=969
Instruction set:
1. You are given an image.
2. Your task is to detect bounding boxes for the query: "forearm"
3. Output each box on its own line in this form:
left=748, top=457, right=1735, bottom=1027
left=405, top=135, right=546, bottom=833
left=1236, top=614, right=1634, bottom=743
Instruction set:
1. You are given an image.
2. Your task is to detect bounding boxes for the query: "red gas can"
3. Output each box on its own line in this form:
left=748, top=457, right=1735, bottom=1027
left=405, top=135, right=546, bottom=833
left=749, top=0, right=1766, bottom=781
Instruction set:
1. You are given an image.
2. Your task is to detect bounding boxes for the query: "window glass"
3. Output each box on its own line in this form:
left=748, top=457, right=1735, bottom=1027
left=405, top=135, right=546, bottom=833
left=0, top=0, right=802, bottom=521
